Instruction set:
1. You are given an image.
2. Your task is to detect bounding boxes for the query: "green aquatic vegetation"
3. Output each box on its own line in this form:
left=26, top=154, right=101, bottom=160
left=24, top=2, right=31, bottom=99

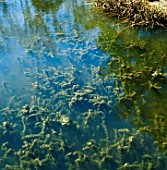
left=96, top=24, right=167, bottom=154
left=2, top=59, right=164, bottom=168
left=0, top=104, right=166, bottom=169
left=0, top=1, right=167, bottom=169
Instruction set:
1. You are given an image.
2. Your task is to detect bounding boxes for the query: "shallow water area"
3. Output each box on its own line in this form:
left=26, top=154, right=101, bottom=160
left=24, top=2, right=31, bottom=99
left=0, top=0, right=167, bottom=169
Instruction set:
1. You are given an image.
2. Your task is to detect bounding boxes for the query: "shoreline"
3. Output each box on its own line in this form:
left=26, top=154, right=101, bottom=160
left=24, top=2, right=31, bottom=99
left=94, top=0, right=167, bottom=27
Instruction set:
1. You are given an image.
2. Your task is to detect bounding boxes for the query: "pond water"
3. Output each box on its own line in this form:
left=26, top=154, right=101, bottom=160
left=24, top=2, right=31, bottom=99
left=0, top=0, right=167, bottom=169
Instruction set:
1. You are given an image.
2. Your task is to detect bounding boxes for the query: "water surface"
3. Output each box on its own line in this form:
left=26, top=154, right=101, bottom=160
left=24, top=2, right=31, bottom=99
left=0, top=0, right=167, bottom=169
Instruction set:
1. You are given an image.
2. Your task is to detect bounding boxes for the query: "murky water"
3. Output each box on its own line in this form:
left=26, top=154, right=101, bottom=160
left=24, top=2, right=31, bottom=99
left=0, top=0, right=167, bottom=169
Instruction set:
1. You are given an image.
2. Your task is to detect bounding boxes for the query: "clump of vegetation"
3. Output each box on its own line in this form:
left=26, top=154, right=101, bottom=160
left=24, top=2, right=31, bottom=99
left=95, top=0, right=167, bottom=27
left=97, top=24, right=167, bottom=154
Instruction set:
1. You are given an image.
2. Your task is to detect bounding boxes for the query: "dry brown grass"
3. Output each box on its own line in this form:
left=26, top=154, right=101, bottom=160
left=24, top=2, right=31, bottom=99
left=95, top=0, right=167, bottom=27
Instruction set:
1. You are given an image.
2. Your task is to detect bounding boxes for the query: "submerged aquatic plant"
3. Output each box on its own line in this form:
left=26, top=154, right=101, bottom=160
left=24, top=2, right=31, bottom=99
left=0, top=0, right=166, bottom=169
left=96, top=22, right=167, bottom=155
